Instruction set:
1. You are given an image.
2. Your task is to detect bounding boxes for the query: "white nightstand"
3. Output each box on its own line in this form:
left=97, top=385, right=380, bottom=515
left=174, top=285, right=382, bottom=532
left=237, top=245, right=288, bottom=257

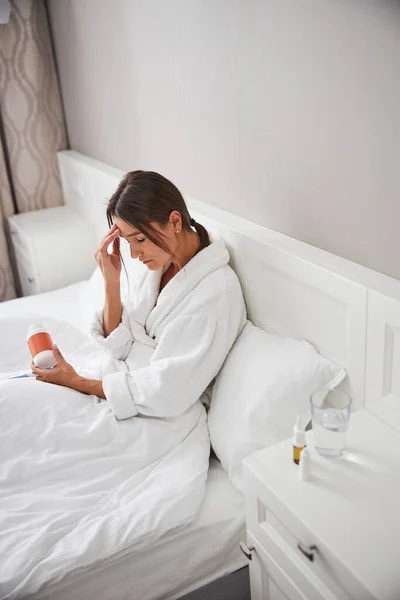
left=241, top=410, right=400, bottom=600
left=8, top=206, right=97, bottom=296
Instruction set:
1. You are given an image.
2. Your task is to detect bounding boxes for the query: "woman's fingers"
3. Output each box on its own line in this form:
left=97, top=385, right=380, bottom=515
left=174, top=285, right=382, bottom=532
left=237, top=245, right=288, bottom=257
left=99, top=229, right=120, bottom=254
left=99, top=223, right=118, bottom=245
left=95, top=228, right=120, bottom=262
left=95, top=224, right=117, bottom=254
left=97, top=224, right=119, bottom=250
left=52, top=344, right=65, bottom=364
left=111, top=236, right=120, bottom=256
left=31, top=362, right=48, bottom=380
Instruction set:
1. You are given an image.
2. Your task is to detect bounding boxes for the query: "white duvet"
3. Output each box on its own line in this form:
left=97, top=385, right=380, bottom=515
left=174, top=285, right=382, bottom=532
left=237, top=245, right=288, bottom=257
left=0, top=317, right=209, bottom=599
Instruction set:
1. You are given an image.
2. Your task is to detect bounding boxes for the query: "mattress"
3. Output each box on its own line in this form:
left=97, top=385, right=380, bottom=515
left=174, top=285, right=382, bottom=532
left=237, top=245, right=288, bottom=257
left=0, top=283, right=246, bottom=599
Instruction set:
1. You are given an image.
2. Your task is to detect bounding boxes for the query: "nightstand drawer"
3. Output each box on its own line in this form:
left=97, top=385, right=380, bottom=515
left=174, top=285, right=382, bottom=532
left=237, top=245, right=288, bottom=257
left=15, top=263, right=40, bottom=296
left=9, top=224, right=30, bottom=255
left=10, top=240, right=39, bottom=295
left=247, top=531, right=330, bottom=600
left=246, top=477, right=347, bottom=599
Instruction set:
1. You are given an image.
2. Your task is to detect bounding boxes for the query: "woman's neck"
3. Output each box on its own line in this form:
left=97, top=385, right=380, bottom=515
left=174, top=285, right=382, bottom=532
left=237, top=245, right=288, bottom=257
left=171, top=231, right=201, bottom=273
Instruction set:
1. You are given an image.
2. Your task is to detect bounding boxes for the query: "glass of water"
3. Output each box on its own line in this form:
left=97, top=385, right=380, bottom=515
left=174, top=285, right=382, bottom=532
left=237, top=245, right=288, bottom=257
left=310, top=389, right=351, bottom=458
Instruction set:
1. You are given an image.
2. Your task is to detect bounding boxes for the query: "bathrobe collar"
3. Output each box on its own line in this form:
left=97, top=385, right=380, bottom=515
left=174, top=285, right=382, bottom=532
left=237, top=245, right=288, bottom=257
left=147, top=239, right=229, bottom=331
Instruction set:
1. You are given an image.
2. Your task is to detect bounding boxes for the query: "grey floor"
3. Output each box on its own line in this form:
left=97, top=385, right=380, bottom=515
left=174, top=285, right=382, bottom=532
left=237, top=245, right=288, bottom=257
left=178, top=567, right=250, bottom=600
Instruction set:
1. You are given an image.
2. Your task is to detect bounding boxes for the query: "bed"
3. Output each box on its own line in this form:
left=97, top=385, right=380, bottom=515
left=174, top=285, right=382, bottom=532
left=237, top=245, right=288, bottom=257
left=0, top=279, right=248, bottom=600
left=1, top=150, right=400, bottom=600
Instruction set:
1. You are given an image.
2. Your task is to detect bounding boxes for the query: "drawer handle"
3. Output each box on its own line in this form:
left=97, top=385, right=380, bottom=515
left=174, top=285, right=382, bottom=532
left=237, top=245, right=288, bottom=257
left=239, top=541, right=254, bottom=561
left=297, top=542, right=317, bottom=562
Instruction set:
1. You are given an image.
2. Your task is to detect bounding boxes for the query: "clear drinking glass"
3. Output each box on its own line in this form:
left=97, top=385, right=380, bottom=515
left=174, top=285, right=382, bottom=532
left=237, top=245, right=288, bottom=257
left=310, top=389, right=351, bottom=458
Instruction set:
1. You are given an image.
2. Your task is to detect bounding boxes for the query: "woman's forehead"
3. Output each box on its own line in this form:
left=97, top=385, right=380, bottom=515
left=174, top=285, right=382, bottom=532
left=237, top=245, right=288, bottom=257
left=112, top=217, right=140, bottom=237
left=112, top=217, right=162, bottom=238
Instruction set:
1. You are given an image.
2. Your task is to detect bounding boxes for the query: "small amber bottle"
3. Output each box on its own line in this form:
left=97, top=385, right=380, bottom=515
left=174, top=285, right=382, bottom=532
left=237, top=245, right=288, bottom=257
left=293, top=416, right=306, bottom=465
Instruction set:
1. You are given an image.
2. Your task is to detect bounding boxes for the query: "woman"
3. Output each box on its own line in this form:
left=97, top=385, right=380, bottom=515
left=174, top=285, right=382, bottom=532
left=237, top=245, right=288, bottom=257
left=1, top=172, right=246, bottom=597
left=31, top=170, right=246, bottom=421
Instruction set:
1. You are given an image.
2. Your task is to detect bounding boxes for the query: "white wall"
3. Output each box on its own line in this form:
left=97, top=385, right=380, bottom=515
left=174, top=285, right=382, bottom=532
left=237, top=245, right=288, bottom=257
left=48, top=0, right=400, bottom=280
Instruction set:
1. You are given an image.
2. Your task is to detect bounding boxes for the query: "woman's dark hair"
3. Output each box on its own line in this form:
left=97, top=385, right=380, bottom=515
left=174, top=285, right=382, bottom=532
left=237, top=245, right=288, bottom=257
left=107, top=171, right=210, bottom=261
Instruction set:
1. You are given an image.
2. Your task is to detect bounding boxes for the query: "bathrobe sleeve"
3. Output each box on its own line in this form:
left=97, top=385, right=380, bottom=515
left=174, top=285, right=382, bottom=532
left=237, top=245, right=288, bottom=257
left=90, top=304, right=133, bottom=361
left=102, top=313, right=227, bottom=420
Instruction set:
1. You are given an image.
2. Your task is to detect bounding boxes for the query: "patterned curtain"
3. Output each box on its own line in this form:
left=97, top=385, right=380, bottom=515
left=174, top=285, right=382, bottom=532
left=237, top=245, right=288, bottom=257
left=0, top=0, right=68, bottom=301
left=0, top=139, right=15, bottom=300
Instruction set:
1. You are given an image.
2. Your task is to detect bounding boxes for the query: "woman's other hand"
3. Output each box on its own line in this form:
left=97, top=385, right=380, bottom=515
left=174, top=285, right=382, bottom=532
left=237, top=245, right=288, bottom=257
left=32, top=345, right=79, bottom=389
left=95, top=224, right=122, bottom=284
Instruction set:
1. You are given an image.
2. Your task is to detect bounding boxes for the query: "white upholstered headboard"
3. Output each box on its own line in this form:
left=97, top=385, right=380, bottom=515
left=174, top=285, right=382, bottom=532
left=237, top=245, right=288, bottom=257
left=57, top=150, right=400, bottom=431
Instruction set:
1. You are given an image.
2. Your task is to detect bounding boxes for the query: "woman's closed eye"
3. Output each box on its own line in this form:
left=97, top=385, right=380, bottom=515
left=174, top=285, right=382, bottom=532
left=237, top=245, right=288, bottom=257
left=136, top=237, right=146, bottom=244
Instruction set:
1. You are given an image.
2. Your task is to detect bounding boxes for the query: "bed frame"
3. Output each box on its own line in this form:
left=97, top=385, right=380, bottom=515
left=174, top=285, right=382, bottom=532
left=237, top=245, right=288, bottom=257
left=56, top=149, right=400, bottom=599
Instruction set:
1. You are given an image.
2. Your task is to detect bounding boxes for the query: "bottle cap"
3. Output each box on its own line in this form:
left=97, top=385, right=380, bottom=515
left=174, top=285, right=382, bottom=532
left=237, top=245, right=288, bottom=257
left=26, top=323, right=46, bottom=341
left=299, top=447, right=312, bottom=481
left=293, top=416, right=306, bottom=447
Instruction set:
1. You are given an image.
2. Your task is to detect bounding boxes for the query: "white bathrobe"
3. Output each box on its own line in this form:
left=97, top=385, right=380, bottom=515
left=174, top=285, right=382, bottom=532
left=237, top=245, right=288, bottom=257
left=91, top=239, right=247, bottom=421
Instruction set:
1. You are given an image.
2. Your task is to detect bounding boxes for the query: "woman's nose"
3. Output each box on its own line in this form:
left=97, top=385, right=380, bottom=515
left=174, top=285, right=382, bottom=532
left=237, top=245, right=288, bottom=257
left=130, top=247, right=142, bottom=259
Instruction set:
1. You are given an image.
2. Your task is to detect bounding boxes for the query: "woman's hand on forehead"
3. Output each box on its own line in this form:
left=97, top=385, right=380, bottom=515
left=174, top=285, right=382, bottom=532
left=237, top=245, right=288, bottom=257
left=94, top=224, right=122, bottom=282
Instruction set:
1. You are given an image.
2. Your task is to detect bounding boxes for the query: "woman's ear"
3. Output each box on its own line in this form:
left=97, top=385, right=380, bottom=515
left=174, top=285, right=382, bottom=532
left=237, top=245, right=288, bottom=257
left=169, top=210, right=182, bottom=233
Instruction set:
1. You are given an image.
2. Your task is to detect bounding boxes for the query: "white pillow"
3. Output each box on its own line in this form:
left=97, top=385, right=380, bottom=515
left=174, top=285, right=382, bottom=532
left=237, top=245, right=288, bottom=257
left=208, top=321, right=346, bottom=493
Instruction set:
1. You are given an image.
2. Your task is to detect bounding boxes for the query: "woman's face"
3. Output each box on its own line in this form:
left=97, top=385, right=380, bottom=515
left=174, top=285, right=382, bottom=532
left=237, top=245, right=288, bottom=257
left=113, top=216, right=177, bottom=271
